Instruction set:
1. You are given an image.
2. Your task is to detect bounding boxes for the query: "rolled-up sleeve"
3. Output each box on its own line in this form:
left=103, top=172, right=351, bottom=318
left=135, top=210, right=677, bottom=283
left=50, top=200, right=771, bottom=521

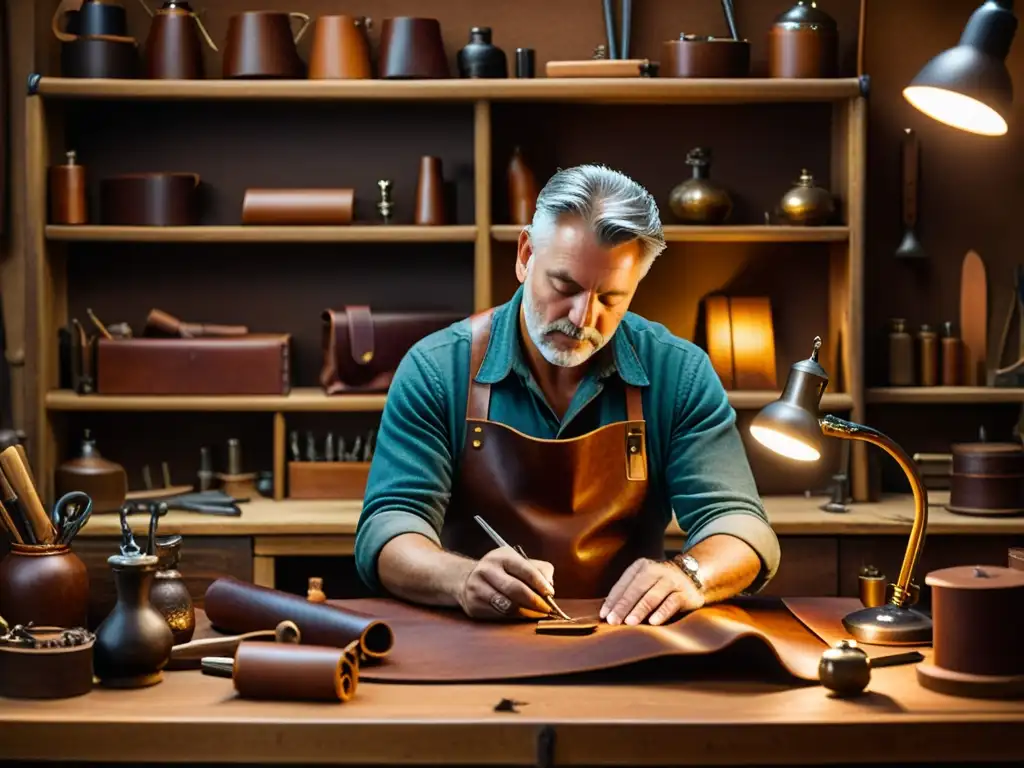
left=666, top=353, right=780, bottom=592
left=354, top=348, right=453, bottom=592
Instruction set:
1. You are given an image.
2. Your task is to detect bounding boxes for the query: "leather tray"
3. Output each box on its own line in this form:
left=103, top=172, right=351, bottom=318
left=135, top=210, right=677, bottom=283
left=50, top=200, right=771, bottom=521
left=191, top=596, right=918, bottom=684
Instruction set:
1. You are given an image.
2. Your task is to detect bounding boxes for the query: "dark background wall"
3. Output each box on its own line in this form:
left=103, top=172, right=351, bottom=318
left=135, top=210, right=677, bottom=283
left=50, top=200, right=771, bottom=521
left=863, top=0, right=1024, bottom=487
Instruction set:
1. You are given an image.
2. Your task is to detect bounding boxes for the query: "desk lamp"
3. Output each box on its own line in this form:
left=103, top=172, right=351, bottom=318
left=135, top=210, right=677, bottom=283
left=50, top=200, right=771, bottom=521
left=904, top=0, right=1017, bottom=136
left=750, top=338, right=932, bottom=646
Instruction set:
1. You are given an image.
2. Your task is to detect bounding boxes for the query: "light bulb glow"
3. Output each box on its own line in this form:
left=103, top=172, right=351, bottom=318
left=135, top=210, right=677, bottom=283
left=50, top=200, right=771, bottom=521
left=903, top=85, right=1008, bottom=136
left=750, top=425, right=821, bottom=462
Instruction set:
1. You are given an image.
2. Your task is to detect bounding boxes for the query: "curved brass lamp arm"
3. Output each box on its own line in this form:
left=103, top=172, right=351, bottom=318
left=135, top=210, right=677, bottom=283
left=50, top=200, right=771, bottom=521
left=819, top=414, right=927, bottom=607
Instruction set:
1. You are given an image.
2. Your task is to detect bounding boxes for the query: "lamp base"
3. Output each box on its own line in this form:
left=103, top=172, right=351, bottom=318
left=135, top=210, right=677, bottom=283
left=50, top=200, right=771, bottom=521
left=841, top=603, right=932, bottom=646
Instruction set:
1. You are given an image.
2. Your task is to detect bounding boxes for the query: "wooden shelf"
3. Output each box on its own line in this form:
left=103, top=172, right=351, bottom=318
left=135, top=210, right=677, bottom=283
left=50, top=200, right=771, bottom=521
left=33, top=76, right=863, bottom=104
left=867, top=387, right=1024, bottom=404
left=76, top=490, right=1022, bottom=539
left=45, top=388, right=387, bottom=412
left=46, top=387, right=852, bottom=413
left=46, top=225, right=478, bottom=244
left=492, top=225, right=850, bottom=243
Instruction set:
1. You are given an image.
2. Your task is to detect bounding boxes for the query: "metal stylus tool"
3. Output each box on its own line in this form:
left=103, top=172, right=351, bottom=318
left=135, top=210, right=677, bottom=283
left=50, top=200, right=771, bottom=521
left=473, top=515, right=573, bottom=621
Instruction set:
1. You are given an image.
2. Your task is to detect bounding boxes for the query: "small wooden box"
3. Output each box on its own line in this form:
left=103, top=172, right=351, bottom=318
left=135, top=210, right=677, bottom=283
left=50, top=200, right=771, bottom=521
left=288, top=462, right=370, bottom=500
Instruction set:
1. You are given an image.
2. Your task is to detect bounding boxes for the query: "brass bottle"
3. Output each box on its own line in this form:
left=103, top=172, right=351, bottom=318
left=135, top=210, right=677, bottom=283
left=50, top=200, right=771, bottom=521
left=778, top=169, right=835, bottom=226
left=941, top=321, right=961, bottom=386
left=669, top=147, right=733, bottom=225
left=918, top=324, right=938, bottom=386
left=888, top=318, right=914, bottom=386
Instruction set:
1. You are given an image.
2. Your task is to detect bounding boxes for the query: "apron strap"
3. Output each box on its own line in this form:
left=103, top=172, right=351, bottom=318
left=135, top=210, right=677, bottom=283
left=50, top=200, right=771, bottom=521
left=625, top=384, right=643, bottom=422
left=466, top=310, right=494, bottom=420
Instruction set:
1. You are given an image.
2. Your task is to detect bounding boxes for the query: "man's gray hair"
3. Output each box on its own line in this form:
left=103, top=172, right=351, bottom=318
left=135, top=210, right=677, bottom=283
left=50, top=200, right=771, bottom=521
left=526, top=164, right=666, bottom=276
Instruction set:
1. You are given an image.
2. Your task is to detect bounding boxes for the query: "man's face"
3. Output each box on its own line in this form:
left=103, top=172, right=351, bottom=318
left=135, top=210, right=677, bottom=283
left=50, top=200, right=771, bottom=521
left=517, top=216, right=645, bottom=368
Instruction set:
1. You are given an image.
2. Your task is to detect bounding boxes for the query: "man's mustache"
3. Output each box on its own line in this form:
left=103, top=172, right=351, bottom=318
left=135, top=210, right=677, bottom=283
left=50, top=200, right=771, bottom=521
left=541, top=318, right=604, bottom=346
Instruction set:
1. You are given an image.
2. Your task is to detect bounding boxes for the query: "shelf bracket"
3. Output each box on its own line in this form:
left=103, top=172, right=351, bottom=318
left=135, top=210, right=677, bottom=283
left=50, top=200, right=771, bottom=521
left=27, top=73, right=41, bottom=95
left=858, top=74, right=871, bottom=98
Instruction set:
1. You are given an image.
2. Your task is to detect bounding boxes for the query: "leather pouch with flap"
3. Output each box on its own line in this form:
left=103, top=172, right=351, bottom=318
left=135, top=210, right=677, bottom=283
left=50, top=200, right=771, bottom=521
left=320, top=306, right=463, bottom=394
left=97, top=335, right=291, bottom=395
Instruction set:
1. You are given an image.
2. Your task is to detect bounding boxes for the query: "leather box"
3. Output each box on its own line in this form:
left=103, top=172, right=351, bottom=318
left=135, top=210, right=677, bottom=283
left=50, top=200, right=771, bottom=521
left=96, top=335, right=291, bottom=395
left=288, top=462, right=369, bottom=500
left=320, top=306, right=463, bottom=394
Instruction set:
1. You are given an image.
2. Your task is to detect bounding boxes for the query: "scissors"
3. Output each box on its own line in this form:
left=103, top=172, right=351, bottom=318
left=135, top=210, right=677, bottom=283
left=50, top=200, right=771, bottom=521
left=51, top=491, right=94, bottom=546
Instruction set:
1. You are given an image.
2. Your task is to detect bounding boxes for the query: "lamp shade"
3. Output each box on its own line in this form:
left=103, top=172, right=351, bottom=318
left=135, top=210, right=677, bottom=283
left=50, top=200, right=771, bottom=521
left=903, top=0, right=1017, bottom=136
left=750, top=337, right=829, bottom=462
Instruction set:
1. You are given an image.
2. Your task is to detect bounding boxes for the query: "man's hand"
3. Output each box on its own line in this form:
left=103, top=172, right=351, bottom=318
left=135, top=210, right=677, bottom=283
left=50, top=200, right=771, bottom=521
left=455, top=547, right=556, bottom=620
left=600, top=557, right=704, bottom=626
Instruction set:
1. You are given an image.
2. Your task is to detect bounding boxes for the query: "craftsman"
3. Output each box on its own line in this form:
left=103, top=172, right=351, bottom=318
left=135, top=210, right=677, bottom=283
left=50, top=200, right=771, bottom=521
left=355, top=164, right=780, bottom=626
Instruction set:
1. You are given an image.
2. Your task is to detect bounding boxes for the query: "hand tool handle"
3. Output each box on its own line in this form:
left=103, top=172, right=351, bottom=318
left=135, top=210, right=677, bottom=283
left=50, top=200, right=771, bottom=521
left=902, top=128, right=918, bottom=228
left=0, top=446, right=54, bottom=544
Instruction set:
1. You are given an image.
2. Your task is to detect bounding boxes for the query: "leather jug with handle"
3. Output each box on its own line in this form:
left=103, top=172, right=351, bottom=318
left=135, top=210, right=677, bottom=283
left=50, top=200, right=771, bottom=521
left=137, top=0, right=217, bottom=79
left=223, top=11, right=310, bottom=78
left=53, top=0, right=133, bottom=42
left=309, top=15, right=372, bottom=79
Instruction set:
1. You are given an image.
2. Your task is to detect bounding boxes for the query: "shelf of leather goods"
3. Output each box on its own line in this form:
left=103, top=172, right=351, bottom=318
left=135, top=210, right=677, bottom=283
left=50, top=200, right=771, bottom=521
left=866, top=386, right=1024, bottom=404
left=45, top=225, right=479, bottom=244
left=75, top=490, right=1024, bottom=543
left=44, top=389, right=854, bottom=413
left=492, top=224, right=851, bottom=243
left=32, top=76, right=863, bottom=104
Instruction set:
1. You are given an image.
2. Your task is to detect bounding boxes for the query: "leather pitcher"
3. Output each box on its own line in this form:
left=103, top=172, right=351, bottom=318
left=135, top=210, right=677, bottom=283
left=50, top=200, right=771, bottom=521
left=53, top=0, right=131, bottom=41
left=138, top=0, right=217, bottom=79
left=53, top=0, right=139, bottom=79
left=223, top=11, right=310, bottom=78
left=308, top=15, right=372, bottom=79
left=442, top=310, right=660, bottom=599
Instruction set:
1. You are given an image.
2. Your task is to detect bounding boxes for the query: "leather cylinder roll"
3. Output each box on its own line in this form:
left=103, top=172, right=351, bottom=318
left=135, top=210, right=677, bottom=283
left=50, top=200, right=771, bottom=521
left=414, top=157, right=445, bottom=226
left=952, top=442, right=1024, bottom=475
left=60, top=38, right=139, bottom=79
left=948, top=442, right=1024, bottom=515
left=204, top=577, right=393, bottom=658
left=917, top=565, right=1024, bottom=698
left=49, top=150, right=88, bottom=225
left=662, top=36, right=750, bottom=78
left=379, top=17, right=449, bottom=79
left=241, top=189, right=354, bottom=225
left=233, top=642, right=357, bottom=702
left=100, top=173, right=200, bottom=226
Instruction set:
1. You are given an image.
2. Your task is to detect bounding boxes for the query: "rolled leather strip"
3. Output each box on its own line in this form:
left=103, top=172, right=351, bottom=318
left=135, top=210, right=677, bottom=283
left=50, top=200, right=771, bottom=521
left=100, top=173, right=200, bottom=226
left=951, top=442, right=1024, bottom=476
left=545, top=59, right=650, bottom=78
left=233, top=642, right=358, bottom=702
left=204, top=578, right=393, bottom=658
left=241, top=189, right=354, bottom=225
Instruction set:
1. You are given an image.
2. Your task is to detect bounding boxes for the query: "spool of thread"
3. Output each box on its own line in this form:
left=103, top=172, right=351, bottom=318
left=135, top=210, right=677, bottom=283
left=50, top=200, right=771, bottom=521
left=888, top=318, right=914, bottom=386
left=941, top=321, right=961, bottom=386
left=49, top=150, right=87, bottom=225
left=918, top=324, right=938, bottom=386
left=916, top=565, right=1024, bottom=698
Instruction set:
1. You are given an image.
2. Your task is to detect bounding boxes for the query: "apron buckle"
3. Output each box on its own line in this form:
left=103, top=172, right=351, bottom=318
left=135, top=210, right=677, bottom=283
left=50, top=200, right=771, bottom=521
left=626, top=425, right=647, bottom=481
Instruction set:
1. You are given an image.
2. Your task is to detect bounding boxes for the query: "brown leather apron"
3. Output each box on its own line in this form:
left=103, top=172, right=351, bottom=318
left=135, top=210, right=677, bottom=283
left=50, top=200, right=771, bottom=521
left=441, top=310, right=664, bottom=598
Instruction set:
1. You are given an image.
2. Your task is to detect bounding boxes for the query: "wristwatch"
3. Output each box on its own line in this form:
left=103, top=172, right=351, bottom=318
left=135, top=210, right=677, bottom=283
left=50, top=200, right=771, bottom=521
left=673, top=553, right=704, bottom=593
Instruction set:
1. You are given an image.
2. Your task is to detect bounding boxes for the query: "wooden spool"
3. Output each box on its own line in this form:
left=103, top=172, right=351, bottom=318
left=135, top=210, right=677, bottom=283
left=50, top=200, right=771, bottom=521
left=917, top=565, right=1024, bottom=699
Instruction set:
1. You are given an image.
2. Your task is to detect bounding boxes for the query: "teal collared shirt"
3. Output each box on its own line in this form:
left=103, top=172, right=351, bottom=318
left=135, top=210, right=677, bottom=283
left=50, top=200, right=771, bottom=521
left=355, top=286, right=780, bottom=593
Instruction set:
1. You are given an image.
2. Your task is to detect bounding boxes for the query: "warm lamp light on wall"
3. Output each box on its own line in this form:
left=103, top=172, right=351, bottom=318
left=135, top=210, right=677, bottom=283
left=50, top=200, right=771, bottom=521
left=751, top=338, right=932, bottom=646
left=904, top=0, right=1017, bottom=136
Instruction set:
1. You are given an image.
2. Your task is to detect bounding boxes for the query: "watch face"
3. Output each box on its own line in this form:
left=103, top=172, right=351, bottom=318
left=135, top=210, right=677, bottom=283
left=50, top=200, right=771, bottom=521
left=681, top=554, right=698, bottom=573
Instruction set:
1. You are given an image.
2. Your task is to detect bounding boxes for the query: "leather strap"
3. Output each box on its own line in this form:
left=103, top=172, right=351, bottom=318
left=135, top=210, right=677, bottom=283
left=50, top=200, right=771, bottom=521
left=466, top=311, right=494, bottom=420
left=625, top=384, right=643, bottom=422
left=346, top=306, right=375, bottom=365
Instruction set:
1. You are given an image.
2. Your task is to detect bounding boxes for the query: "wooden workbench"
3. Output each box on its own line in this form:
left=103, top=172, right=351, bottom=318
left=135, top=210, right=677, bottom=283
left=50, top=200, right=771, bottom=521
left=1, top=657, right=1022, bottom=766
left=66, top=492, right=1024, bottom=621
